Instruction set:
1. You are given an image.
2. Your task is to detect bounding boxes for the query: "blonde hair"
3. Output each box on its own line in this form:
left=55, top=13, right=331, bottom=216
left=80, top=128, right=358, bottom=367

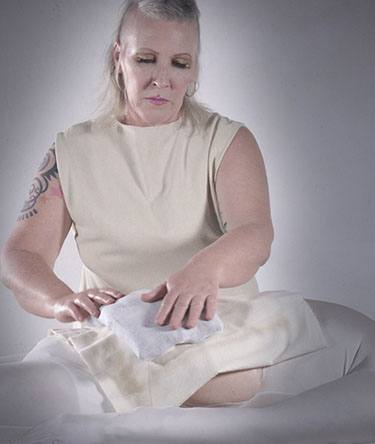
left=91, top=0, right=213, bottom=129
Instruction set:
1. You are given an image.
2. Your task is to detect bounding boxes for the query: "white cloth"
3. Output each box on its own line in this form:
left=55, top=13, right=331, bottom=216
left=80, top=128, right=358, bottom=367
left=48, top=290, right=328, bottom=413
left=8, top=299, right=375, bottom=444
left=84, top=288, right=224, bottom=360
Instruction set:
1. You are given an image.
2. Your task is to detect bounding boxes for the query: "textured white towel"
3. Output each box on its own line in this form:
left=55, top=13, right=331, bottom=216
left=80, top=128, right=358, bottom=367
left=85, top=288, right=224, bottom=360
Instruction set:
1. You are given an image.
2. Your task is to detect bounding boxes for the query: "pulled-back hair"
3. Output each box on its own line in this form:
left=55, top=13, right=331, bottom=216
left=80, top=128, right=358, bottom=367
left=92, top=0, right=212, bottom=129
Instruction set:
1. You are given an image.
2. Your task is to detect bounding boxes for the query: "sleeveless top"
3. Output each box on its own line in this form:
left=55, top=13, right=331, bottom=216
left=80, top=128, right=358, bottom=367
left=50, top=110, right=327, bottom=412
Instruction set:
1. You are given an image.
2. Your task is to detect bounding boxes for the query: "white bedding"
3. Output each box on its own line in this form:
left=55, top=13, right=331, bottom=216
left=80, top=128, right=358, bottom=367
left=2, top=298, right=375, bottom=444
left=2, top=356, right=375, bottom=444
left=7, top=400, right=375, bottom=444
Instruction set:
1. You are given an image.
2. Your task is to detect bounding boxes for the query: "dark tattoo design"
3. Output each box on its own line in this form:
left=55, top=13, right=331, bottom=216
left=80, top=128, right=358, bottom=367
left=17, top=147, right=59, bottom=221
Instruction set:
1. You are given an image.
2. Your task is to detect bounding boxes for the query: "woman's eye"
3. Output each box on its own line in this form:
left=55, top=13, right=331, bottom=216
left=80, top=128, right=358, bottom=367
left=136, top=57, right=154, bottom=64
left=173, top=61, right=190, bottom=69
left=136, top=57, right=189, bottom=69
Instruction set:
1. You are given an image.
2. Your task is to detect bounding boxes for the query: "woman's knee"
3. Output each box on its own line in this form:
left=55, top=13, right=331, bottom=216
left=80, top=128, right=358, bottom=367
left=0, top=360, right=81, bottom=427
left=306, top=299, right=375, bottom=372
left=181, top=367, right=264, bottom=407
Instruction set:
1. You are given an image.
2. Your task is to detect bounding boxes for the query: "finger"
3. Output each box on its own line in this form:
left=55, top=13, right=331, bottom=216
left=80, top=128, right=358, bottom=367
left=204, top=294, right=217, bottom=320
left=141, top=283, right=165, bottom=301
left=141, top=283, right=166, bottom=302
left=185, top=296, right=205, bottom=329
left=68, top=301, right=89, bottom=322
left=100, top=295, right=117, bottom=304
left=168, top=298, right=191, bottom=330
left=88, top=290, right=116, bottom=305
left=155, top=290, right=178, bottom=325
left=74, top=295, right=100, bottom=318
left=99, top=288, right=125, bottom=299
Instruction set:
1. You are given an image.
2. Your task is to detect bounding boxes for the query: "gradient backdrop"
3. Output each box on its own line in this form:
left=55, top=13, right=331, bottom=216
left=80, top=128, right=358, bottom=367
left=0, top=0, right=374, bottom=356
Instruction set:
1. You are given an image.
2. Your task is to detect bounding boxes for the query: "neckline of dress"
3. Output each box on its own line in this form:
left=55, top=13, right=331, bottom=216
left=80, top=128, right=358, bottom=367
left=113, top=115, right=183, bottom=132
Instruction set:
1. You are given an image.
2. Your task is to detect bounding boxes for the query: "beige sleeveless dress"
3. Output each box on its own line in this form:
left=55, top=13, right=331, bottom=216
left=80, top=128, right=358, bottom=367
left=50, top=110, right=327, bottom=412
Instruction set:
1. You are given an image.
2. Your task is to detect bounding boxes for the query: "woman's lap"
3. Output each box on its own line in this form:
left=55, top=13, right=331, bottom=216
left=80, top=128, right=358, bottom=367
left=2, top=298, right=375, bottom=427
left=241, top=298, right=375, bottom=408
left=179, top=298, right=375, bottom=409
left=3, top=299, right=375, bottom=444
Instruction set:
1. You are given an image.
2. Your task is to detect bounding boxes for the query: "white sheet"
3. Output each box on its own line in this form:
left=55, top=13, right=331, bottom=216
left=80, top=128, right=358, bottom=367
left=47, top=290, right=328, bottom=413
left=2, top=299, right=375, bottom=444
left=9, top=382, right=375, bottom=444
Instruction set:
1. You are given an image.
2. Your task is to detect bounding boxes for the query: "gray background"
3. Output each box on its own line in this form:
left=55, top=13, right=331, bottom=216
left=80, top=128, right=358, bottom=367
left=0, top=0, right=374, bottom=356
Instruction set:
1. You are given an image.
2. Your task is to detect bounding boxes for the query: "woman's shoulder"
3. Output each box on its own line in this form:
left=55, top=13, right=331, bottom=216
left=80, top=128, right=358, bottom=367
left=196, top=109, right=245, bottom=131
left=56, top=115, right=114, bottom=144
left=193, top=109, right=245, bottom=139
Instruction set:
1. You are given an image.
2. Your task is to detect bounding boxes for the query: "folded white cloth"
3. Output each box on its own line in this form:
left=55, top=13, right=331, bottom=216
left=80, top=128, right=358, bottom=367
left=84, top=288, right=224, bottom=360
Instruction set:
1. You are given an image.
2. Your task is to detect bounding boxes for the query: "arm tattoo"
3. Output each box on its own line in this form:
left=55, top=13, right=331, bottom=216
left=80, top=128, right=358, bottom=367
left=17, top=147, right=59, bottom=221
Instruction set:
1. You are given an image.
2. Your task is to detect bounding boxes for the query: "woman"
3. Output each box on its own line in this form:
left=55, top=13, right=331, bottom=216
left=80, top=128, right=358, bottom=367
left=1, top=1, right=374, bottom=443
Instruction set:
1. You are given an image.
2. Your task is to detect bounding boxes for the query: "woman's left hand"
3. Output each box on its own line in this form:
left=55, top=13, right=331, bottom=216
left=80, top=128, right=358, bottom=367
left=141, top=262, right=219, bottom=330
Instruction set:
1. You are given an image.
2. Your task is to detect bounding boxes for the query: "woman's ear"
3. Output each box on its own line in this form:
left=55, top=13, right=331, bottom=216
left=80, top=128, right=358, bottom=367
left=193, top=60, right=199, bottom=82
left=113, top=41, right=121, bottom=64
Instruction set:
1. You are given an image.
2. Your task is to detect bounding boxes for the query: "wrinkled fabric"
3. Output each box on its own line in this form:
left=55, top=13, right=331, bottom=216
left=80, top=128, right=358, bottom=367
left=3, top=299, right=375, bottom=444
left=10, top=389, right=375, bottom=444
left=0, top=335, right=113, bottom=443
left=48, top=290, right=327, bottom=412
left=78, top=288, right=224, bottom=360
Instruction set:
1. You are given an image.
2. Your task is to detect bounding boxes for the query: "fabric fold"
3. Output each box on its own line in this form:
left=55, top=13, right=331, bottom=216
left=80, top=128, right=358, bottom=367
left=49, top=289, right=327, bottom=413
left=83, top=288, right=224, bottom=360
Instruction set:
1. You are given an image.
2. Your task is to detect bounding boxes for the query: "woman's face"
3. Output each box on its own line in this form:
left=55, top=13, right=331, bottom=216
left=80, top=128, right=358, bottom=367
left=114, top=10, right=199, bottom=127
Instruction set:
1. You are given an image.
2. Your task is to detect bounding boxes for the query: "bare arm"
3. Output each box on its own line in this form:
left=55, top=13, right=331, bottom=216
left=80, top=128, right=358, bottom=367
left=188, top=126, right=274, bottom=287
left=0, top=146, right=76, bottom=318
left=142, top=127, right=274, bottom=329
left=0, top=145, right=125, bottom=322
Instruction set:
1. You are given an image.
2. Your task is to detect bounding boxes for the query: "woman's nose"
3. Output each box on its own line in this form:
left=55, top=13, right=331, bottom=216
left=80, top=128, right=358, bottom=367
left=153, top=79, right=170, bottom=88
left=152, top=66, right=171, bottom=88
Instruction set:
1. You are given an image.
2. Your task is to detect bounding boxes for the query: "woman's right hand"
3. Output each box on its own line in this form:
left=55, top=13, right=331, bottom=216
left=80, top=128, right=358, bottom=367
left=52, top=288, right=125, bottom=323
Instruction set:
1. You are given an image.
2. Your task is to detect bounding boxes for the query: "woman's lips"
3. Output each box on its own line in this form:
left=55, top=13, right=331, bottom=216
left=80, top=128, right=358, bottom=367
left=146, top=97, right=169, bottom=105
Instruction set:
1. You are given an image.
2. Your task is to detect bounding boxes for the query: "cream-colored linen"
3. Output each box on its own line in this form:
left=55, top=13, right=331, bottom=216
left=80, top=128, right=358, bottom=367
left=49, top=290, right=327, bottom=412
left=51, top=110, right=328, bottom=412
